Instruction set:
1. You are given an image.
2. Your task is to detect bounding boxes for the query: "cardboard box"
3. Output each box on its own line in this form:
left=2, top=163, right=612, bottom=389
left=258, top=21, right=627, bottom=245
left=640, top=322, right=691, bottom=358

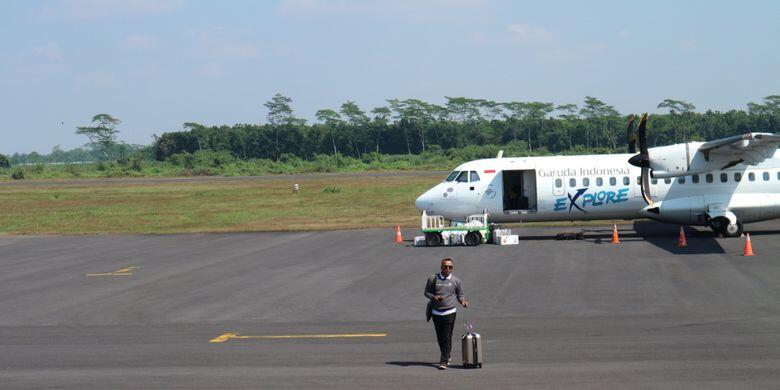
left=414, top=236, right=427, bottom=247
left=494, top=234, right=519, bottom=245
left=493, top=229, right=512, bottom=237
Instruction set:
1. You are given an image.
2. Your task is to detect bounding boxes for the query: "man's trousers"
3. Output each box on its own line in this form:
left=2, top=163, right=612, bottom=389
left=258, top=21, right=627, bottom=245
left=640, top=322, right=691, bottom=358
left=432, top=312, right=457, bottom=363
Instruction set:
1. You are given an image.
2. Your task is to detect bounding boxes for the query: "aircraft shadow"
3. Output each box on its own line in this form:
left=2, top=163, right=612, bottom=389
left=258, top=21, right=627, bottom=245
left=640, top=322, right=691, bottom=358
left=519, top=221, right=728, bottom=254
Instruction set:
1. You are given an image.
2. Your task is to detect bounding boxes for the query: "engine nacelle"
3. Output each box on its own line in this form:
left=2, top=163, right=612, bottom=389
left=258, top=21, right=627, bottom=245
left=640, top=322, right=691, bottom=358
left=648, top=142, right=738, bottom=178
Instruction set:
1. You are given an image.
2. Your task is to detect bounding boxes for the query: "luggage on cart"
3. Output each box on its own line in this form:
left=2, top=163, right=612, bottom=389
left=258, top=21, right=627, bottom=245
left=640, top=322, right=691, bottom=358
left=461, top=321, right=483, bottom=368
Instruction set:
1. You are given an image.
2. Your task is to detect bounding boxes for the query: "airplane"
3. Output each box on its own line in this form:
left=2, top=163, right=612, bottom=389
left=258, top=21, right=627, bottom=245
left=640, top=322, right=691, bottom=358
left=414, top=114, right=780, bottom=244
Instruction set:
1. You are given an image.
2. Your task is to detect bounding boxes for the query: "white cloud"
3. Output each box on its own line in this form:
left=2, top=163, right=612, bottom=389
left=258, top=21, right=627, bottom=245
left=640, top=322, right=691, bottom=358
left=196, top=63, right=224, bottom=77
left=507, top=24, right=553, bottom=45
left=39, top=0, right=184, bottom=20
left=32, top=43, right=63, bottom=61
left=276, top=0, right=484, bottom=16
left=618, top=30, right=632, bottom=40
left=276, top=0, right=361, bottom=15
left=121, top=34, right=157, bottom=49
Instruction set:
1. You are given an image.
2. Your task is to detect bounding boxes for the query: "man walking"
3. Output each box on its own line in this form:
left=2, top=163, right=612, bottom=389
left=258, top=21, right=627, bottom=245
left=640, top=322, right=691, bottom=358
left=424, top=258, right=468, bottom=370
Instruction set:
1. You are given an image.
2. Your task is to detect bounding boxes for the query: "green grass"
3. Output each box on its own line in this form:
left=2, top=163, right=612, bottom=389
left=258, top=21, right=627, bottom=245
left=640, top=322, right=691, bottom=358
left=0, top=174, right=440, bottom=235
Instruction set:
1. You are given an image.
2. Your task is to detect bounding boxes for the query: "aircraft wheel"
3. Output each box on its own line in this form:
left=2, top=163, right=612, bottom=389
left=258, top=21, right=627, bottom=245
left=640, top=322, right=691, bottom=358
left=425, top=232, right=443, bottom=247
left=464, top=232, right=481, bottom=246
left=711, top=217, right=743, bottom=237
left=721, top=221, right=743, bottom=238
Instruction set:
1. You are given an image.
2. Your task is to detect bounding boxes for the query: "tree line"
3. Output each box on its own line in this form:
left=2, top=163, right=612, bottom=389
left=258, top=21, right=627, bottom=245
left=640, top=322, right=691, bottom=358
left=4, top=94, right=779, bottom=167
left=152, top=94, right=779, bottom=161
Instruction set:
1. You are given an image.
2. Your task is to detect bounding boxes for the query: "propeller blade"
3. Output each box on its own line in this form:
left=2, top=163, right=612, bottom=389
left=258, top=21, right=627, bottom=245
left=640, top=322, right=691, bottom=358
left=637, top=113, right=648, bottom=155
left=626, top=114, right=636, bottom=154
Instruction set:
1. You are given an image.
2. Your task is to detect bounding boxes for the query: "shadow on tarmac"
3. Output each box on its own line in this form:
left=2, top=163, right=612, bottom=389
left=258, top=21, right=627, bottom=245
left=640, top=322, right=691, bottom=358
left=385, top=361, right=472, bottom=370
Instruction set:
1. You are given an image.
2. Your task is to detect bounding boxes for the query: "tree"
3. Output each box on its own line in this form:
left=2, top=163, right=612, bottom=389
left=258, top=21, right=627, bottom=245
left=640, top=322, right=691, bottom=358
left=526, top=102, right=555, bottom=150
left=340, top=101, right=370, bottom=157
left=0, top=153, right=10, bottom=169
left=370, top=106, right=391, bottom=153
left=75, top=113, right=121, bottom=160
left=502, top=102, right=529, bottom=143
left=657, top=99, right=695, bottom=115
left=556, top=104, right=578, bottom=149
left=315, top=109, right=341, bottom=155
left=264, top=93, right=304, bottom=160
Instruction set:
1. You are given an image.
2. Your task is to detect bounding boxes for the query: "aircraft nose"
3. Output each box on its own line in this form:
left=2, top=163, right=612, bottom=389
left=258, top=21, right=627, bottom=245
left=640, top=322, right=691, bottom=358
left=415, top=188, right=436, bottom=211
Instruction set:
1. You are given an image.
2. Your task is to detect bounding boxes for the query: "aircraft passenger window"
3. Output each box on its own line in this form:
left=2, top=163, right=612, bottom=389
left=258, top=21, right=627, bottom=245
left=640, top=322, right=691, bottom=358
left=609, top=177, right=616, bottom=186
left=678, top=177, right=685, bottom=184
left=720, top=173, right=728, bottom=183
left=763, top=172, right=770, bottom=181
left=596, top=177, right=603, bottom=186
left=469, top=171, right=480, bottom=182
left=455, top=171, right=469, bottom=183
left=623, top=177, right=630, bottom=185
left=651, top=178, right=658, bottom=185
left=569, top=178, right=576, bottom=187
left=445, top=171, right=459, bottom=182
left=664, top=178, right=671, bottom=184
left=583, top=178, right=590, bottom=186
left=777, top=172, right=780, bottom=180
left=734, top=173, right=742, bottom=182
left=748, top=172, right=755, bottom=182
left=692, top=175, right=700, bottom=183
left=555, top=178, right=562, bottom=188
left=706, top=174, right=713, bottom=183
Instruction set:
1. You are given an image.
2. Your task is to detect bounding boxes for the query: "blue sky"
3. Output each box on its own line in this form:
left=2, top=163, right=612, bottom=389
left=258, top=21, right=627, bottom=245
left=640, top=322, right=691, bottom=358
left=1, top=0, right=779, bottom=154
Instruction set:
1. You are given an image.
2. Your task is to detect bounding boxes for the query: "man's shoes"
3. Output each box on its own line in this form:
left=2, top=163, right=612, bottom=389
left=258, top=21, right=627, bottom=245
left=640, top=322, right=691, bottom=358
left=436, top=361, right=448, bottom=370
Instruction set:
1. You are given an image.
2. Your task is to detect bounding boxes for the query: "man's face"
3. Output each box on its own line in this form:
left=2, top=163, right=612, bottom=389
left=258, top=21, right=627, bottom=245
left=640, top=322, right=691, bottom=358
left=440, top=261, right=454, bottom=276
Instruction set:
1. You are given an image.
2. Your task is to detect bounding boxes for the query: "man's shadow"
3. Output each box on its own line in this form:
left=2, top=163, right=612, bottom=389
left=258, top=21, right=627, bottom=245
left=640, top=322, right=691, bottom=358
left=386, top=361, right=467, bottom=369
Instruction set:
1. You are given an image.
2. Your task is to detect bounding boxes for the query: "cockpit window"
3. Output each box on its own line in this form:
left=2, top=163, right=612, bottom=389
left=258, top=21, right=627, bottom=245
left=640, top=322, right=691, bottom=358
left=455, top=171, right=469, bottom=183
left=469, top=171, right=480, bottom=182
left=444, top=171, right=460, bottom=182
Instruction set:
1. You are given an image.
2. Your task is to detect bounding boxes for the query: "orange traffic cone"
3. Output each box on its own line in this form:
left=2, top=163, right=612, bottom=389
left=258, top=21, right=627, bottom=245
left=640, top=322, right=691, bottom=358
left=677, top=226, right=687, bottom=247
left=611, top=224, right=620, bottom=244
left=394, top=225, right=404, bottom=243
left=743, top=233, right=755, bottom=256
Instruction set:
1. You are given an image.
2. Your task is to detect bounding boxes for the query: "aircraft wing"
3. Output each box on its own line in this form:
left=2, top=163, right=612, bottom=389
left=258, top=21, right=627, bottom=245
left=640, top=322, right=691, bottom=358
left=699, top=132, right=780, bottom=166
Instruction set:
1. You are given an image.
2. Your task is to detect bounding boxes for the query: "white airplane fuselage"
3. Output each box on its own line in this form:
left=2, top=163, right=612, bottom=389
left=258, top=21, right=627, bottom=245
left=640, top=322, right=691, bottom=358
left=415, top=151, right=780, bottom=227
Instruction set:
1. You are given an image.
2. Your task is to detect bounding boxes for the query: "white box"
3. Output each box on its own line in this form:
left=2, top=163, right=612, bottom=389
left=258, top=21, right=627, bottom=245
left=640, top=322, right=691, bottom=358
left=494, top=234, right=519, bottom=245
left=494, top=229, right=512, bottom=237
left=414, top=236, right=427, bottom=247
left=450, top=232, right=464, bottom=245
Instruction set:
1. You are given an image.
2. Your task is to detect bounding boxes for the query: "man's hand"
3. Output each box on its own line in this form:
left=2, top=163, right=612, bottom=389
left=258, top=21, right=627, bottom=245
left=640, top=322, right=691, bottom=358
left=433, top=295, right=442, bottom=302
left=460, top=299, right=469, bottom=308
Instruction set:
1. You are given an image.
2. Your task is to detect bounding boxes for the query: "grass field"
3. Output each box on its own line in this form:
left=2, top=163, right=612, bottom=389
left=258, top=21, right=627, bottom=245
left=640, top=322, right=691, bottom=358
left=0, top=173, right=443, bottom=235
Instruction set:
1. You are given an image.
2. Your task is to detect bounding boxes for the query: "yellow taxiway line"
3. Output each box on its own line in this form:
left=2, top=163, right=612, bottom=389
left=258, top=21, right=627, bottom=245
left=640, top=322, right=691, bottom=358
left=86, top=266, right=139, bottom=277
left=210, top=332, right=387, bottom=343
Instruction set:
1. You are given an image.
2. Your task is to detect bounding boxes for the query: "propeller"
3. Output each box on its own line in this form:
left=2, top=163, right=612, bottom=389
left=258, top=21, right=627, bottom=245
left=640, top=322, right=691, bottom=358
left=627, top=114, right=653, bottom=205
left=626, top=114, right=636, bottom=154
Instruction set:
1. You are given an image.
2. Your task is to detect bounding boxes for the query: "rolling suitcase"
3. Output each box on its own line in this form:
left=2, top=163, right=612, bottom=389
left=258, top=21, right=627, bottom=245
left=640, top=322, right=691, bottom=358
left=461, top=323, right=483, bottom=368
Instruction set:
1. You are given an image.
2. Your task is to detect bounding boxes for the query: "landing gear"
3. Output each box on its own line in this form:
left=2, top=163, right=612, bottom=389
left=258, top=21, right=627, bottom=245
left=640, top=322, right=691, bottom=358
left=709, top=217, right=743, bottom=238
left=425, top=232, right=443, bottom=247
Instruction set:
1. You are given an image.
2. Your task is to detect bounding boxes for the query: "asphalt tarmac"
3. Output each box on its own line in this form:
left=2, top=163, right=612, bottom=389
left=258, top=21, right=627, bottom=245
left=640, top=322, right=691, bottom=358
left=1, top=221, right=780, bottom=389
